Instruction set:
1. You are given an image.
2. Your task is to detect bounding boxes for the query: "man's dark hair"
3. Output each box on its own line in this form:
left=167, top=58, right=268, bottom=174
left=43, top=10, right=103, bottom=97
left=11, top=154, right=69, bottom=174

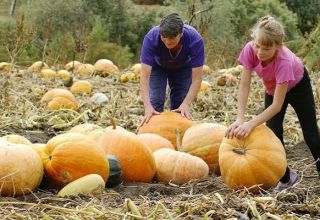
left=159, top=13, right=184, bottom=37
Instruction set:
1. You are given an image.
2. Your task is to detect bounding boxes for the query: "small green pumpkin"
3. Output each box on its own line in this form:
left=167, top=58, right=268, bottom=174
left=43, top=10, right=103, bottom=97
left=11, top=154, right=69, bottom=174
left=106, top=154, right=122, bottom=187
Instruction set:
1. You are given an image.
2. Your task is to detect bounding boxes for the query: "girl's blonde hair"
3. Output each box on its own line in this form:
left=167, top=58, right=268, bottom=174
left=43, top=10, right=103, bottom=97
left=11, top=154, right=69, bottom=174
left=251, top=16, right=285, bottom=47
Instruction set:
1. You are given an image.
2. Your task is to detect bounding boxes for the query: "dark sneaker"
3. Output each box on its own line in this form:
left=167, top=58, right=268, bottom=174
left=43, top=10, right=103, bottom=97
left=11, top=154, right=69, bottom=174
left=274, top=170, right=299, bottom=192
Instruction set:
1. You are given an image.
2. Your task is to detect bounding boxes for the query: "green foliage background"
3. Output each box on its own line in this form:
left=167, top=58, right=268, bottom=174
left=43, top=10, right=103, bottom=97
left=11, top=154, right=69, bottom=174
left=0, top=0, right=319, bottom=70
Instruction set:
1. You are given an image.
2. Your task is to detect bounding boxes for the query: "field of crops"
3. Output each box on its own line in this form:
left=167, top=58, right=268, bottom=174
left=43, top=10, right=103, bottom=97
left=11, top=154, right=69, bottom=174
left=0, top=62, right=319, bottom=219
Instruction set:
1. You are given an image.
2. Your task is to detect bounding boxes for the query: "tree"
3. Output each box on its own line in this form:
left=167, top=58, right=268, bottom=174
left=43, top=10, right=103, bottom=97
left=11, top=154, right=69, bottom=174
left=280, top=0, right=320, bottom=34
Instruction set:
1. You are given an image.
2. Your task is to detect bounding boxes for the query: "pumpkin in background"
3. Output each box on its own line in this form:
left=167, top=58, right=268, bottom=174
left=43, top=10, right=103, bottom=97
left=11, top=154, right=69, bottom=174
left=41, top=88, right=76, bottom=103
left=153, top=148, right=209, bottom=185
left=76, top=63, right=95, bottom=75
left=43, top=133, right=109, bottom=188
left=56, top=70, right=71, bottom=80
left=41, top=88, right=77, bottom=110
left=137, top=133, right=175, bottom=152
left=40, top=68, right=56, bottom=78
left=70, top=80, right=93, bottom=94
left=28, top=61, right=48, bottom=72
left=65, top=61, right=81, bottom=71
left=99, top=129, right=156, bottom=183
left=199, top=81, right=210, bottom=93
left=0, top=139, right=43, bottom=196
left=1, top=134, right=32, bottom=145
left=106, top=154, right=123, bottom=187
left=47, top=96, right=78, bottom=110
left=94, top=59, right=119, bottom=77
left=181, top=123, right=226, bottom=174
left=202, top=65, right=212, bottom=74
left=138, top=111, right=194, bottom=149
left=119, top=71, right=136, bottom=83
left=0, top=62, right=13, bottom=73
left=219, top=124, right=287, bottom=193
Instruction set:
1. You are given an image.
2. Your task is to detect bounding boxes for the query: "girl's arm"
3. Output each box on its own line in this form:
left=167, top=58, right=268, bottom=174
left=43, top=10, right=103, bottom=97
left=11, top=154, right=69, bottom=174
left=225, top=68, right=251, bottom=138
left=233, top=82, right=288, bottom=138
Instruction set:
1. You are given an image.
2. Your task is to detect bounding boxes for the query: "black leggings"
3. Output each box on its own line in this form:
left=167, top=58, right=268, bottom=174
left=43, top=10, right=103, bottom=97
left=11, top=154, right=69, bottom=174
left=265, top=68, right=320, bottom=182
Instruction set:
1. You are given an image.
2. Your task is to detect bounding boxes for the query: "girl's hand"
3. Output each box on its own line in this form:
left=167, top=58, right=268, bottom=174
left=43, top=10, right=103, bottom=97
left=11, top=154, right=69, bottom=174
left=232, top=122, right=254, bottom=139
left=225, top=119, right=244, bottom=139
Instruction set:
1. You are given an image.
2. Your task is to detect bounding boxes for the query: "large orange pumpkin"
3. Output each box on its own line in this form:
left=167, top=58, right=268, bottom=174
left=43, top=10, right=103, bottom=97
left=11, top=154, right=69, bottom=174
left=99, top=129, right=156, bottom=182
left=181, top=123, right=226, bottom=174
left=219, top=124, right=287, bottom=193
left=138, top=111, right=194, bottom=149
left=153, top=148, right=209, bottom=185
left=137, top=133, right=175, bottom=152
left=43, top=133, right=109, bottom=188
left=0, top=139, right=43, bottom=196
left=94, top=59, right=119, bottom=77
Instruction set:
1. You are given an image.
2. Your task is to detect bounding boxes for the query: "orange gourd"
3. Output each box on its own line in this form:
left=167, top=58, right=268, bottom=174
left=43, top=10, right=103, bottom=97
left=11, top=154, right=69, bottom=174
left=219, top=124, right=287, bottom=193
left=41, top=88, right=76, bottom=103
left=153, top=148, right=209, bottom=185
left=138, top=111, right=194, bottom=149
left=181, top=123, right=226, bottom=174
left=99, top=129, right=156, bottom=182
left=43, top=133, right=109, bottom=188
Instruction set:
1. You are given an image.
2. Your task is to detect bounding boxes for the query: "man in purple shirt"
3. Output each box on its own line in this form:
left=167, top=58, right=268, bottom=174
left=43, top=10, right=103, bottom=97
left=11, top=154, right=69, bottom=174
left=140, top=13, right=204, bottom=126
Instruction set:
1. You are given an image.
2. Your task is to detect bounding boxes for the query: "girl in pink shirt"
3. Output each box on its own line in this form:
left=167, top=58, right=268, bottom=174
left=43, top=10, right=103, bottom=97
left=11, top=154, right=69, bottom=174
left=225, top=16, right=320, bottom=191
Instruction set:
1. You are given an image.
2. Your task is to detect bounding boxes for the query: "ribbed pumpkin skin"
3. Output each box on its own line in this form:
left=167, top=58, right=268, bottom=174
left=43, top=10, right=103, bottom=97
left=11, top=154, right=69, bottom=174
left=138, top=111, right=194, bottom=149
left=219, top=124, right=287, bottom=193
left=99, top=129, right=156, bottom=182
left=181, top=123, right=226, bottom=174
left=137, top=133, right=175, bottom=152
left=0, top=139, right=43, bottom=196
left=153, top=148, right=209, bottom=185
left=43, top=133, right=109, bottom=189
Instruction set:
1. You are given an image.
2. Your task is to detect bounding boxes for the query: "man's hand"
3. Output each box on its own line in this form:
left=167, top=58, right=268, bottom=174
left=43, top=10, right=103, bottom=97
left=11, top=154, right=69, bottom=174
left=140, top=106, right=160, bottom=127
left=172, top=103, right=193, bottom=120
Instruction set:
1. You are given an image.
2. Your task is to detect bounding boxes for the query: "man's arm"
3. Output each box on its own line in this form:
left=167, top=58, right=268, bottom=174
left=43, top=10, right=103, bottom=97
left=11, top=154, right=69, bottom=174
left=173, top=66, right=203, bottom=119
left=139, top=63, right=159, bottom=126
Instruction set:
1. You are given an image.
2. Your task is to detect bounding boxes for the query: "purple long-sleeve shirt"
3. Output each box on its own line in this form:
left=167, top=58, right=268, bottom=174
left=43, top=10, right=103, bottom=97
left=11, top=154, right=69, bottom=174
left=140, top=24, right=204, bottom=69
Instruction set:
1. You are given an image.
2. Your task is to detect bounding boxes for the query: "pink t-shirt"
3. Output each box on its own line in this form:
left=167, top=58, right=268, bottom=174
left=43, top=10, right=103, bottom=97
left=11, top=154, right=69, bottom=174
left=238, top=41, right=304, bottom=95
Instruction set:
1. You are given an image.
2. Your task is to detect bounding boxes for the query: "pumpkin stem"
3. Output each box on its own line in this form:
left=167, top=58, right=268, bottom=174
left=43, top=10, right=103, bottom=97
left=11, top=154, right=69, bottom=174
left=109, top=117, right=117, bottom=130
left=233, top=147, right=247, bottom=154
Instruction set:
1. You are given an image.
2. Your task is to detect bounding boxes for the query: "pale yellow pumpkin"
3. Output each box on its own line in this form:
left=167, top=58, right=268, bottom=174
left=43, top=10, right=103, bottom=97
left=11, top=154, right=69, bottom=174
left=94, top=59, right=119, bottom=77
left=29, top=61, right=49, bottom=72
left=70, top=80, right=93, bottom=94
left=219, top=124, right=287, bottom=193
left=40, top=69, right=56, bottom=78
left=181, top=123, right=226, bottom=174
left=202, top=65, right=212, bottom=74
left=1, top=134, right=32, bottom=145
left=153, top=148, right=209, bottom=185
left=137, top=133, right=175, bottom=152
left=76, top=63, right=95, bottom=75
left=0, top=139, right=43, bottom=196
left=0, top=62, right=13, bottom=72
left=199, top=80, right=210, bottom=93
left=58, top=174, right=105, bottom=197
left=65, top=61, right=81, bottom=71
left=56, top=70, right=71, bottom=80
